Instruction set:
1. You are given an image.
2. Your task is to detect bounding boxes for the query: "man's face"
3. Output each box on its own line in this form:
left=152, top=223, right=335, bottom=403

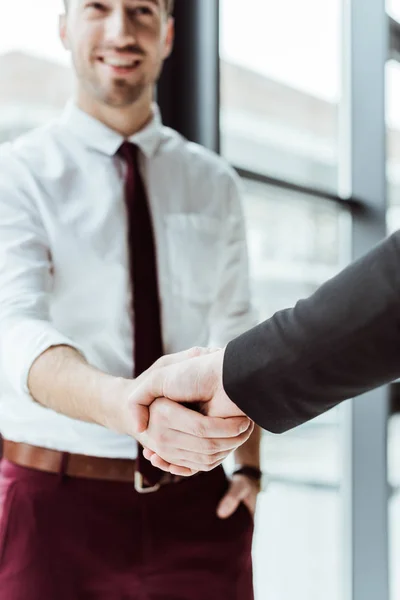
left=60, top=0, right=174, bottom=108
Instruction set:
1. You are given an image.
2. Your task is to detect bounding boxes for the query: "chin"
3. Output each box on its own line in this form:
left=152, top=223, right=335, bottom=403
left=105, top=87, right=149, bottom=108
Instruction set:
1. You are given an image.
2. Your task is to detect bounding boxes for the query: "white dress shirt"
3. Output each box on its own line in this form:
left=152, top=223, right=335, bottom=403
left=0, top=102, right=257, bottom=458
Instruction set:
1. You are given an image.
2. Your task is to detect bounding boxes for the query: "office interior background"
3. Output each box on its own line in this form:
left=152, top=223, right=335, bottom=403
left=0, top=0, right=399, bottom=598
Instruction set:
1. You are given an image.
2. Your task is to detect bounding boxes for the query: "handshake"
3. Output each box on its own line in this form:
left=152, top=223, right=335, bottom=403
left=108, top=347, right=253, bottom=477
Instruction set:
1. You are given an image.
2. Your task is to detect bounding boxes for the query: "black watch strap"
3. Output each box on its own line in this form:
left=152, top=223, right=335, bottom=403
left=232, top=466, right=262, bottom=482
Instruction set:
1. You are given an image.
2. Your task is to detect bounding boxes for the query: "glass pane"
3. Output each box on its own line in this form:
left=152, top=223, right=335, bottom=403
left=220, top=0, right=341, bottom=192
left=254, top=484, right=341, bottom=600
left=242, top=179, right=350, bottom=599
left=0, top=0, right=72, bottom=143
left=386, top=60, right=400, bottom=232
left=242, top=179, right=351, bottom=320
left=388, top=0, right=400, bottom=21
left=388, top=413, right=400, bottom=600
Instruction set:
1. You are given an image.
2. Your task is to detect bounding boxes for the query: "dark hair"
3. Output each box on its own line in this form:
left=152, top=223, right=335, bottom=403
left=63, top=0, right=174, bottom=15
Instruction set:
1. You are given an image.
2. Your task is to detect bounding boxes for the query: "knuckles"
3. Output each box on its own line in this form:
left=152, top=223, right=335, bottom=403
left=187, top=346, right=206, bottom=358
left=191, top=424, right=207, bottom=439
left=152, top=429, right=169, bottom=448
left=202, top=439, right=221, bottom=455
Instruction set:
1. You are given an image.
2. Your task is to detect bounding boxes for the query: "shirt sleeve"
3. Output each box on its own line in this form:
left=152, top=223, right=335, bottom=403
left=208, top=168, right=258, bottom=348
left=0, top=151, right=85, bottom=397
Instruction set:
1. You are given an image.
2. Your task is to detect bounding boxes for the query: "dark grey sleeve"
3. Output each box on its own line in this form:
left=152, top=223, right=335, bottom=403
left=223, top=230, right=400, bottom=433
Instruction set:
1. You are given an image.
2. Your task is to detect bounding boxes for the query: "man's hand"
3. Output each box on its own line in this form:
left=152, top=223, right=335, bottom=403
left=99, top=348, right=252, bottom=476
left=133, top=347, right=243, bottom=429
left=28, top=345, right=251, bottom=475
left=130, top=347, right=253, bottom=475
left=136, top=398, right=253, bottom=476
left=102, top=348, right=221, bottom=436
left=217, top=473, right=259, bottom=519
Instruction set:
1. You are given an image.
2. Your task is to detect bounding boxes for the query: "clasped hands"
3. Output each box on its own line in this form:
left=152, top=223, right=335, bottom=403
left=124, top=347, right=254, bottom=478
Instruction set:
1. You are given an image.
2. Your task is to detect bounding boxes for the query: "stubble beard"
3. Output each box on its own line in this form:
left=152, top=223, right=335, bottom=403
left=88, top=74, right=149, bottom=108
left=74, top=53, right=151, bottom=108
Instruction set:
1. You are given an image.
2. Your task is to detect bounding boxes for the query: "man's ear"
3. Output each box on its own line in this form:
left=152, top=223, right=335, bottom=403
left=162, top=17, right=175, bottom=60
left=59, top=14, right=70, bottom=50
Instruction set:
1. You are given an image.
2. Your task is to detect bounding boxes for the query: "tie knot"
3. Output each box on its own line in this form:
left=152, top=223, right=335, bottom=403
left=118, top=141, right=138, bottom=163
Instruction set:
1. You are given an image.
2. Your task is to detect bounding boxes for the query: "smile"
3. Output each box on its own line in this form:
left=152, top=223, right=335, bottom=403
left=99, top=57, right=142, bottom=68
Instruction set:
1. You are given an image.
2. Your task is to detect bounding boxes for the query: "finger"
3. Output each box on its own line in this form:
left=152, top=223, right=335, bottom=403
left=131, top=403, right=150, bottom=434
left=151, top=422, right=253, bottom=457
left=217, top=482, right=248, bottom=519
left=149, top=451, right=223, bottom=475
left=130, top=349, right=214, bottom=431
left=168, top=464, right=199, bottom=477
left=217, top=494, right=241, bottom=519
left=144, top=347, right=216, bottom=376
left=172, top=412, right=252, bottom=440
left=161, top=455, right=225, bottom=474
left=151, top=399, right=251, bottom=439
left=243, top=497, right=257, bottom=517
left=144, top=449, right=200, bottom=477
left=137, top=400, right=251, bottom=468
left=139, top=427, right=251, bottom=470
left=156, top=447, right=231, bottom=467
left=147, top=448, right=225, bottom=475
left=149, top=453, right=196, bottom=477
left=142, top=447, right=155, bottom=461
left=148, top=453, right=173, bottom=472
left=133, top=351, right=219, bottom=409
left=143, top=446, right=209, bottom=469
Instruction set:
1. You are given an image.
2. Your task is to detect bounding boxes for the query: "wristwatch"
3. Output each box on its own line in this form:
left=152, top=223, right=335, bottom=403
left=232, top=466, right=268, bottom=492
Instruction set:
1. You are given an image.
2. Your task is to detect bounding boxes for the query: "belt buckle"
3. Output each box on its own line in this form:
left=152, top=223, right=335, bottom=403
left=134, top=470, right=161, bottom=494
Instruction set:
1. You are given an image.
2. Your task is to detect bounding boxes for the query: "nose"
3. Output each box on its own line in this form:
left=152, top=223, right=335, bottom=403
left=104, top=7, right=136, bottom=47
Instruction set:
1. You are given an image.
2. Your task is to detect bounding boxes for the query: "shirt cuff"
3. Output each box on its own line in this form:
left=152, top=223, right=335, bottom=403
left=0, top=318, right=86, bottom=397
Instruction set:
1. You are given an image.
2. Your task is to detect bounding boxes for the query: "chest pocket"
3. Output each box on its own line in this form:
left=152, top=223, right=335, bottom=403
left=165, top=214, right=222, bottom=304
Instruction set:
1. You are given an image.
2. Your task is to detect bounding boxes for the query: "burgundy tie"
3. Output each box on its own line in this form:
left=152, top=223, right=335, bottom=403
left=118, top=142, right=164, bottom=489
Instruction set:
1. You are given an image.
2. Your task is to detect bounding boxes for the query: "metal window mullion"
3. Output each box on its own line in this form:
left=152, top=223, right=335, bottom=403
left=157, top=0, right=220, bottom=152
left=340, top=1, right=389, bottom=600
left=235, top=166, right=363, bottom=210
left=389, top=16, right=400, bottom=61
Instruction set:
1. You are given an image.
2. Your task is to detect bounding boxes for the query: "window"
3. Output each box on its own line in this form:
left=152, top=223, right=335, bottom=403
left=220, top=1, right=349, bottom=597
left=240, top=181, right=349, bottom=600
left=0, top=0, right=71, bottom=143
left=388, top=0, right=400, bottom=22
left=220, top=0, right=341, bottom=192
left=254, top=481, right=341, bottom=600
left=242, top=181, right=350, bottom=319
left=2, top=1, right=392, bottom=599
left=386, top=60, right=400, bottom=232
left=388, top=413, right=400, bottom=600
left=387, top=56, right=400, bottom=600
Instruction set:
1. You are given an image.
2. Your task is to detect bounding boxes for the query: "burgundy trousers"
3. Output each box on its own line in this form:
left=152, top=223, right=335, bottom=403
left=0, top=459, right=254, bottom=600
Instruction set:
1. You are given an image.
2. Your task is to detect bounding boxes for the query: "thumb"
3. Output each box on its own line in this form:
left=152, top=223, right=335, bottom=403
left=133, top=350, right=219, bottom=413
left=217, top=480, right=247, bottom=519
left=130, top=403, right=150, bottom=434
left=130, top=348, right=216, bottom=434
left=144, top=347, right=219, bottom=376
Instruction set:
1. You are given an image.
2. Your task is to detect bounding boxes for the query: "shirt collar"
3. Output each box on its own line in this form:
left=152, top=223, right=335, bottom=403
left=59, top=100, right=164, bottom=158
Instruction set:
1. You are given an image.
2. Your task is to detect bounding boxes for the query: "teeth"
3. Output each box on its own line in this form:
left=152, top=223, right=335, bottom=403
left=102, top=57, right=137, bottom=67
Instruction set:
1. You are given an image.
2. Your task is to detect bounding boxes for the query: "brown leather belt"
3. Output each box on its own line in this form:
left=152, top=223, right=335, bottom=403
left=2, top=440, right=181, bottom=493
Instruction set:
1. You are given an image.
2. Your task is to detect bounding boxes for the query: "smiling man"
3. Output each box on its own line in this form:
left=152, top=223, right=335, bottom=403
left=0, top=1, right=260, bottom=598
